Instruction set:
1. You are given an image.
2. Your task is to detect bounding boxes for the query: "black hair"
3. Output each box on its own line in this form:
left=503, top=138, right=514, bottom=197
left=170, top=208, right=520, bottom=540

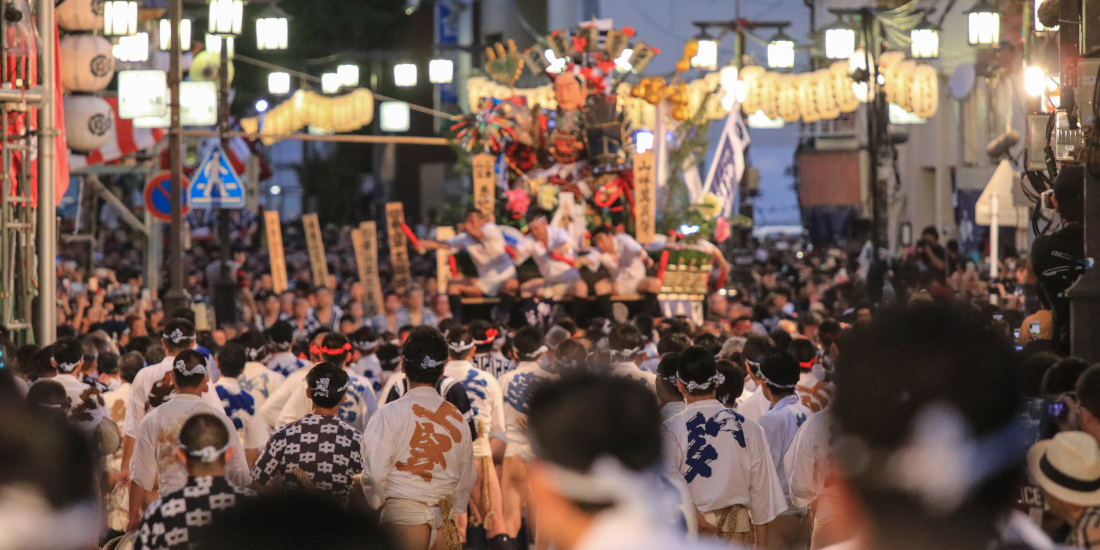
left=307, top=362, right=350, bottom=409
left=178, top=413, right=230, bottom=466
left=398, top=325, right=414, bottom=336
left=634, top=314, right=655, bottom=339
left=216, top=343, right=248, bottom=379
left=921, top=225, right=939, bottom=240
left=526, top=207, right=552, bottom=224
left=144, top=343, right=166, bottom=365
left=693, top=333, right=722, bottom=356
left=1018, top=351, right=1060, bottom=398
left=658, top=333, right=692, bottom=355
left=235, top=331, right=270, bottom=363
left=589, top=226, right=613, bottom=242
left=769, top=330, right=793, bottom=353
left=170, top=307, right=197, bottom=324
left=317, top=333, right=351, bottom=366
left=757, top=348, right=800, bottom=395
left=0, top=402, right=95, bottom=510
left=789, top=338, right=818, bottom=367
left=469, top=320, right=495, bottom=353
left=447, top=326, right=476, bottom=360
left=1054, top=164, right=1084, bottom=223
left=528, top=373, right=662, bottom=481
left=98, top=352, right=120, bottom=376
left=26, top=380, right=70, bottom=414
left=818, top=318, right=843, bottom=341
left=124, top=335, right=154, bottom=356
left=266, top=320, right=295, bottom=348
left=552, top=339, right=588, bottom=373
left=402, top=327, right=448, bottom=384
left=677, top=346, right=720, bottom=396
left=715, top=359, right=746, bottom=407
left=513, top=326, right=546, bottom=362
left=656, top=352, right=682, bottom=398
left=162, top=318, right=197, bottom=351
left=350, top=326, right=380, bottom=353
left=556, top=318, right=578, bottom=336
left=119, top=352, right=145, bottom=384
left=173, top=349, right=208, bottom=388
left=1041, top=357, right=1089, bottom=396
left=742, top=334, right=773, bottom=365
left=436, top=318, right=463, bottom=339
left=376, top=343, right=401, bottom=372
left=831, top=305, right=1018, bottom=546
left=51, top=337, right=83, bottom=373
left=608, top=324, right=643, bottom=356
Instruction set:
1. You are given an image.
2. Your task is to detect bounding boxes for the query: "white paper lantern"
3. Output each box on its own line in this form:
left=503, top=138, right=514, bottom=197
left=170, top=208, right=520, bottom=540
left=188, top=49, right=234, bottom=84
left=777, top=74, right=801, bottom=123
left=878, top=51, right=905, bottom=102
left=758, top=71, right=781, bottom=120
left=910, top=64, right=939, bottom=118
left=57, top=0, right=104, bottom=31
left=830, top=61, right=860, bottom=113
left=815, top=68, right=840, bottom=120
left=65, top=95, right=114, bottom=152
left=894, top=60, right=917, bottom=112
left=798, top=73, right=820, bottom=122
left=59, top=34, right=115, bottom=92
left=739, top=65, right=765, bottom=115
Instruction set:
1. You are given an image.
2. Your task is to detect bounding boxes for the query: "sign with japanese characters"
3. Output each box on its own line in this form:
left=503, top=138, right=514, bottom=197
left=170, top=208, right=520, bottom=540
left=302, top=213, right=330, bottom=287
left=471, top=153, right=496, bottom=222
left=352, top=223, right=383, bottom=316
left=435, top=226, right=455, bottom=292
left=386, top=202, right=411, bottom=289
left=634, top=151, right=656, bottom=244
left=264, top=210, right=288, bottom=293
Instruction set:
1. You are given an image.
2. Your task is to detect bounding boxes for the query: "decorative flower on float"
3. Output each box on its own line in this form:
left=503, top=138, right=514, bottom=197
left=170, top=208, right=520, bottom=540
left=504, top=187, right=531, bottom=219
left=693, top=192, right=722, bottom=219
left=537, top=184, right=559, bottom=211
left=714, top=217, right=731, bottom=243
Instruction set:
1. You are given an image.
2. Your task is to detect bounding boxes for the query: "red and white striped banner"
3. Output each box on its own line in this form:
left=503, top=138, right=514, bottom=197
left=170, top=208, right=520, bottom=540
left=68, top=96, right=166, bottom=170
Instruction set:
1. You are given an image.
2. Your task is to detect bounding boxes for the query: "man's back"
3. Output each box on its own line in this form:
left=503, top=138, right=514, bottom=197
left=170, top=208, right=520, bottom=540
left=252, top=414, right=364, bottom=502
left=137, top=475, right=249, bottom=550
left=1032, top=225, right=1085, bottom=353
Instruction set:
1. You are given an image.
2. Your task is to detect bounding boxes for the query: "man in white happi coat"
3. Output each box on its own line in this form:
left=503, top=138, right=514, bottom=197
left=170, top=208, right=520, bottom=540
left=662, top=346, right=786, bottom=546
left=127, top=349, right=251, bottom=531
left=44, top=336, right=108, bottom=436
left=586, top=226, right=662, bottom=319
left=785, top=408, right=846, bottom=550
left=103, top=352, right=145, bottom=539
left=360, top=327, right=475, bottom=550
left=514, top=208, right=587, bottom=302
left=259, top=332, right=325, bottom=428
left=443, top=327, right=508, bottom=545
left=234, top=330, right=286, bottom=409
left=755, top=349, right=815, bottom=550
left=121, top=319, right=224, bottom=482
left=264, top=321, right=309, bottom=377
left=607, top=324, right=657, bottom=390
left=350, top=326, right=384, bottom=391
left=212, top=343, right=270, bottom=468
left=275, top=332, right=378, bottom=432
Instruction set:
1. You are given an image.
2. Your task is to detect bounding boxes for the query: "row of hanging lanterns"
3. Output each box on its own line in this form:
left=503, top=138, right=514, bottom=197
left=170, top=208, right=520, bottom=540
left=95, top=0, right=289, bottom=51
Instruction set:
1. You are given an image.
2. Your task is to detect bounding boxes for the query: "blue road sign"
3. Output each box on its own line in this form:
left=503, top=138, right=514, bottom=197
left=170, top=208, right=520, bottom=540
left=189, top=143, right=244, bottom=209
left=144, top=171, right=190, bottom=222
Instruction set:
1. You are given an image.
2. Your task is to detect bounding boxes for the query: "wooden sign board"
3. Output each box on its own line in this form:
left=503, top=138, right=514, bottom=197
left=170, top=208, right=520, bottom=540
left=634, top=151, right=656, bottom=244
left=435, top=226, right=455, bottom=292
left=471, top=153, right=496, bottom=222
left=264, top=210, right=288, bottom=293
left=353, top=221, right=384, bottom=316
left=385, top=203, right=411, bottom=289
left=301, top=213, right=330, bottom=287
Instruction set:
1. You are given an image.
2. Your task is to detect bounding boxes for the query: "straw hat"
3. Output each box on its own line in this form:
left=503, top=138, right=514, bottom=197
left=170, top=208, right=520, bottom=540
left=1027, top=431, right=1100, bottom=507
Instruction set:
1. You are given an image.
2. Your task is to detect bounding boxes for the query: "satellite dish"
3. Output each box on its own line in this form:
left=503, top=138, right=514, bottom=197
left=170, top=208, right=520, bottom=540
left=949, top=63, right=976, bottom=100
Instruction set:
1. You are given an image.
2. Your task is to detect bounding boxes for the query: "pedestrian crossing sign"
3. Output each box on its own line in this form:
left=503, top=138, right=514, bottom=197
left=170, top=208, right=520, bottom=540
left=189, top=143, right=244, bottom=209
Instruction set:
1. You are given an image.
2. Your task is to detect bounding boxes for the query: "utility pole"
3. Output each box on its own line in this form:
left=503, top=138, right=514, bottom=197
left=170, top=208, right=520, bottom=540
left=34, top=0, right=56, bottom=344
left=212, top=38, right=237, bottom=325
left=164, top=0, right=188, bottom=316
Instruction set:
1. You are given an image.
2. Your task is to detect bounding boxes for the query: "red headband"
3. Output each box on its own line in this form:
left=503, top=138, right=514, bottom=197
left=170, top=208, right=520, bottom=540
left=311, top=343, right=352, bottom=357
left=475, top=328, right=499, bottom=345
left=799, top=361, right=814, bottom=370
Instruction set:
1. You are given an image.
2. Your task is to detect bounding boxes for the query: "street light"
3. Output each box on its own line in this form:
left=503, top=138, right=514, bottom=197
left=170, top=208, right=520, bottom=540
left=255, top=5, right=289, bottom=50
left=394, top=63, right=417, bottom=87
left=965, top=0, right=1000, bottom=47
left=321, top=72, right=341, bottom=94
left=114, top=32, right=149, bottom=62
left=910, top=19, right=939, bottom=59
left=208, top=0, right=244, bottom=36
left=824, top=19, right=857, bottom=60
left=205, top=34, right=235, bottom=57
left=103, top=0, right=138, bottom=36
left=338, top=64, right=359, bottom=87
left=159, top=18, right=192, bottom=50
left=268, top=71, right=290, bottom=94
left=691, top=27, right=718, bottom=71
left=767, top=28, right=795, bottom=70
left=428, top=59, right=453, bottom=84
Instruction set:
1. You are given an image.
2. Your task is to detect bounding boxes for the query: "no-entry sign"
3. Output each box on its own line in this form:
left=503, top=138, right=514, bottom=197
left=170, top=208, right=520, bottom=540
left=144, top=171, right=190, bottom=222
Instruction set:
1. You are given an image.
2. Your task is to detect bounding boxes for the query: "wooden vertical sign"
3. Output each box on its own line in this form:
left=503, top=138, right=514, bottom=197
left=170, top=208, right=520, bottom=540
left=633, top=151, right=656, bottom=244
left=471, top=153, right=496, bottom=222
left=353, top=222, right=384, bottom=316
left=435, top=226, right=455, bottom=292
left=301, top=213, right=330, bottom=287
left=264, top=210, right=288, bottom=293
left=385, top=203, right=411, bottom=289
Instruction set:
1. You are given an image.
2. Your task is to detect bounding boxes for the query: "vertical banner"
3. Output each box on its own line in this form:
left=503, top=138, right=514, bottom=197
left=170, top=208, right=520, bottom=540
left=633, top=151, right=656, bottom=244
left=301, top=213, right=330, bottom=287
left=702, top=109, right=750, bottom=218
left=264, top=210, right=288, bottom=293
left=471, top=153, right=496, bottom=221
left=353, top=222, right=384, bottom=316
left=435, top=226, right=455, bottom=292
left=386, top=202, right=411, bottom=289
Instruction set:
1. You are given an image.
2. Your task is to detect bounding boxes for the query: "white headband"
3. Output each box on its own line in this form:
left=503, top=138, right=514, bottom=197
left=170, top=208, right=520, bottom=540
left=56, top=360, right=81, bottom=373
left=174, top=358, right=207, bottom=376
left=612, top=346, right=641, bottom=360
left=165, top=328, right=196, bottom=344
left=677, top=372, right=726, bottom=392
left=412, top=356, right=445, bottom=370
left=756, top=367, right=798, bottom=390
left=354, top=340, right=378, bottom=352
left=521, top=345, right=548, bottom=360
left=179, top=441, right=231, bottom=463
left=311, top=376, right=350, bottom=397
left=532, top=455, right=680, bottom=523
left=448, top=340, right=475, bottom=353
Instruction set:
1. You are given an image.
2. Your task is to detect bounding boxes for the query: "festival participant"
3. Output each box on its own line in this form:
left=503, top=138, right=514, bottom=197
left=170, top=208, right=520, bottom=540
left=290, top=297, right=322, bottom=342
left=359, top=327, right=476, bottom=550
left=784, top=408, right=845, bottom=550
left=254, top=291, right=286, bottom=331
left=515, top=208, right=587, bottom=303
left=656, top=352, right=685, bottom=421
left=276, top=332, right=379, bottom=432
left=525, top=374, right=713, bottom=550
left=233, top=331, right=286, bottom=408
left=212, top=343, right=270, bottom=468
left=419, top=210, right=519, bottom=322
left=662, top=346, right=786, bottom=545
left=497, top=326, right=557, bottom=547
left=443, top=327, right=507, bottom=545
left=103, top=351, right=145, bottom=541
left=136, top=414, right=252, bottom=550
left=265, top=321, right=308, bottom=377
left=314, top=287, right=343, bottom=331
left=252, top=363, right=365, bottom=503
left=350, top=326, right=383, bottom=390
left=755, top=349, right=815, bottom=550
left=789, top=339, right=830, bottom=413
left=470, top=321, right=514, bottom=380
left=608, top=324, right=657, bottom=390
left=259, top=332, right=327, bottom=428
left=45, top=336, right=108, bottom=435
left=401, top=285, right=439, bottom=328
left=588, top=226, right=661, bottom=318
left=128, top=350, right=251, bottom=531
left=121, top=319, right=224, bottom=482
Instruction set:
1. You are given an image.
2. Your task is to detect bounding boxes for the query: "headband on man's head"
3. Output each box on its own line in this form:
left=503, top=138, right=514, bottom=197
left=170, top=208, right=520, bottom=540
left=448, top=339, right=475, bottom=353
left=310, top=343, right=352, bottom=357
left=520, top=345, right=548, bottom=360
left=353, top=340, right=378, bottom=352
left=55, top=359, right=82, bottom=373
left=165, top=328, right=196, bottom=345
left=178, top=440, right=231, bottom=463
left=677, top=372, right=726, bottom=392
left=310, top=375, right=350, bottom=398
left=409, top=355, right=445, bottom=370
left=174, top=358, right=207, bottom=376
left=756, top=367, right=798, bottom=390
left=474, top=328, right=499, bottom=346
left=611, top=346, right=641, bottom=360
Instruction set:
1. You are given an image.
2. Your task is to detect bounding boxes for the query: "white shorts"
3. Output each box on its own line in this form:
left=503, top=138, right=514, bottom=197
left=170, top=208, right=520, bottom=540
left=539, top=268, right=582, bottom=300
left=614, top=264, right=647, bottom=295
left=380, top=499, right=445, bottom=547
left=474, top=265, right=517, bottom=297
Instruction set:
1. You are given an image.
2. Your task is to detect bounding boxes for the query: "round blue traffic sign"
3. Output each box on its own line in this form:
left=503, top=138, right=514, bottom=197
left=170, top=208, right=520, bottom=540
left=144, top=171, right=190, bottom=222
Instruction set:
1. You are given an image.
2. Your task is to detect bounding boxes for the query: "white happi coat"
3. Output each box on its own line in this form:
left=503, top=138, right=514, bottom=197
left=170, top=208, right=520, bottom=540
left=443, top=360, right=505, bottom=457
left=573, top=507, right=730, bottom=550
left=499, top=361, right=557, bottom=460
left=590, top=233, right=648, bottom=285
left=360, top=386, right=475, bottom=511
left=212, top=377, right=270, bottom=451
left=103, top=382, right=131, bottom=532
left=259, top=365, right=311, bottom=428
left=237, top=361, right=286, bottom=408
left=50, top=373, right=108, bottom=434
left=352, top=354, right=383, bottom=391
left=757, top=394, right=814, bottom=512
left=123, top=356, right=224, bottom=439
left=277, top=368, right=378, bottom=432
left=737, top=388, right=769, bottom=423
left=445, top=222, right=516, bottom=293
left=784, top=408, right=840, bottom=525
left=661, top=399, right=786, bottom=524
left=130, top=394, right=251, bottom=495
left=514, top=226, right=579, bottom=283
left=610, top=361, right=657, bottom=391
